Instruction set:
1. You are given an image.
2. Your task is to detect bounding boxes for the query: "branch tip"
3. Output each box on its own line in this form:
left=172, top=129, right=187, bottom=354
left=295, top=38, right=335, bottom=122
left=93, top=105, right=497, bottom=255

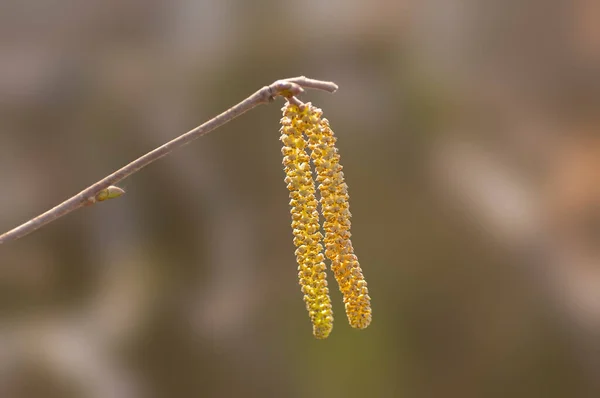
left=284, top=76, right=338, bottom=93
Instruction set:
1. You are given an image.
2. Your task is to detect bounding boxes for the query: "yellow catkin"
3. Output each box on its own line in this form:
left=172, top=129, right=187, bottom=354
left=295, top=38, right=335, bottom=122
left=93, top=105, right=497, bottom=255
left=303, top=103, right=372, bottom=329
left=280, top=103, right=334, bottom=339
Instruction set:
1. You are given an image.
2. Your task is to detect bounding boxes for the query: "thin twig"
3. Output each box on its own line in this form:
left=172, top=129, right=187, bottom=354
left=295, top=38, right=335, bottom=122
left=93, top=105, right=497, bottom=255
left=0, top=76, right=338, bottom=244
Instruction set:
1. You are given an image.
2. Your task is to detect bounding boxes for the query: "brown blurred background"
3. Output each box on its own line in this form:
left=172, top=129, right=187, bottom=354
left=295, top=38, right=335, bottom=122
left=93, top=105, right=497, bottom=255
left=1, top=0, right=599, bottom=397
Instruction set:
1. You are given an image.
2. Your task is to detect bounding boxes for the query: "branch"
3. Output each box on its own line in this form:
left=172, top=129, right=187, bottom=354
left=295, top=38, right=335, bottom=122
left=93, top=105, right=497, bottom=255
left=0, top=76, right=338, bottom=244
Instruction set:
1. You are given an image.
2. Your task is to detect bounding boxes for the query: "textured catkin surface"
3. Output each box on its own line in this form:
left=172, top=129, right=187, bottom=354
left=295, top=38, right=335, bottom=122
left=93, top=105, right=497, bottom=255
left=302, top=103, right=372, bottom=329
left=280, top=103, right=334, bottom=339
left=280, top=102, right=372, bottom=337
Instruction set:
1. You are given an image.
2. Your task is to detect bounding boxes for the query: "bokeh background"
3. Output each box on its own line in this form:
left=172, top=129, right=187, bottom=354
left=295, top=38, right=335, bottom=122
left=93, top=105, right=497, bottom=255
left=1, top=1, right=600, bottom=397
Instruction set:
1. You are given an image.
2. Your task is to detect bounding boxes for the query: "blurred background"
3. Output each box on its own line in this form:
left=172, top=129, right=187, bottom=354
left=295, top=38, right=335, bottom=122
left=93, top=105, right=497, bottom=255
left=0, top=0, right=599, bottom=397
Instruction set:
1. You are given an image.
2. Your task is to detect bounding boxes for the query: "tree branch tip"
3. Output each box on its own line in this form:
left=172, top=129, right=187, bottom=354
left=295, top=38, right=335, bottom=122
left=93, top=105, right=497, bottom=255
left=283, top=76, right=338, bottom=93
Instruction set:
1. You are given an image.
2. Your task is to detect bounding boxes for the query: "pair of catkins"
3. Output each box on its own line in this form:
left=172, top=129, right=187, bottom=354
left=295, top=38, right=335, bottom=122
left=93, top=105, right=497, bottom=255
left=280, top=101, right=372, bottom=339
